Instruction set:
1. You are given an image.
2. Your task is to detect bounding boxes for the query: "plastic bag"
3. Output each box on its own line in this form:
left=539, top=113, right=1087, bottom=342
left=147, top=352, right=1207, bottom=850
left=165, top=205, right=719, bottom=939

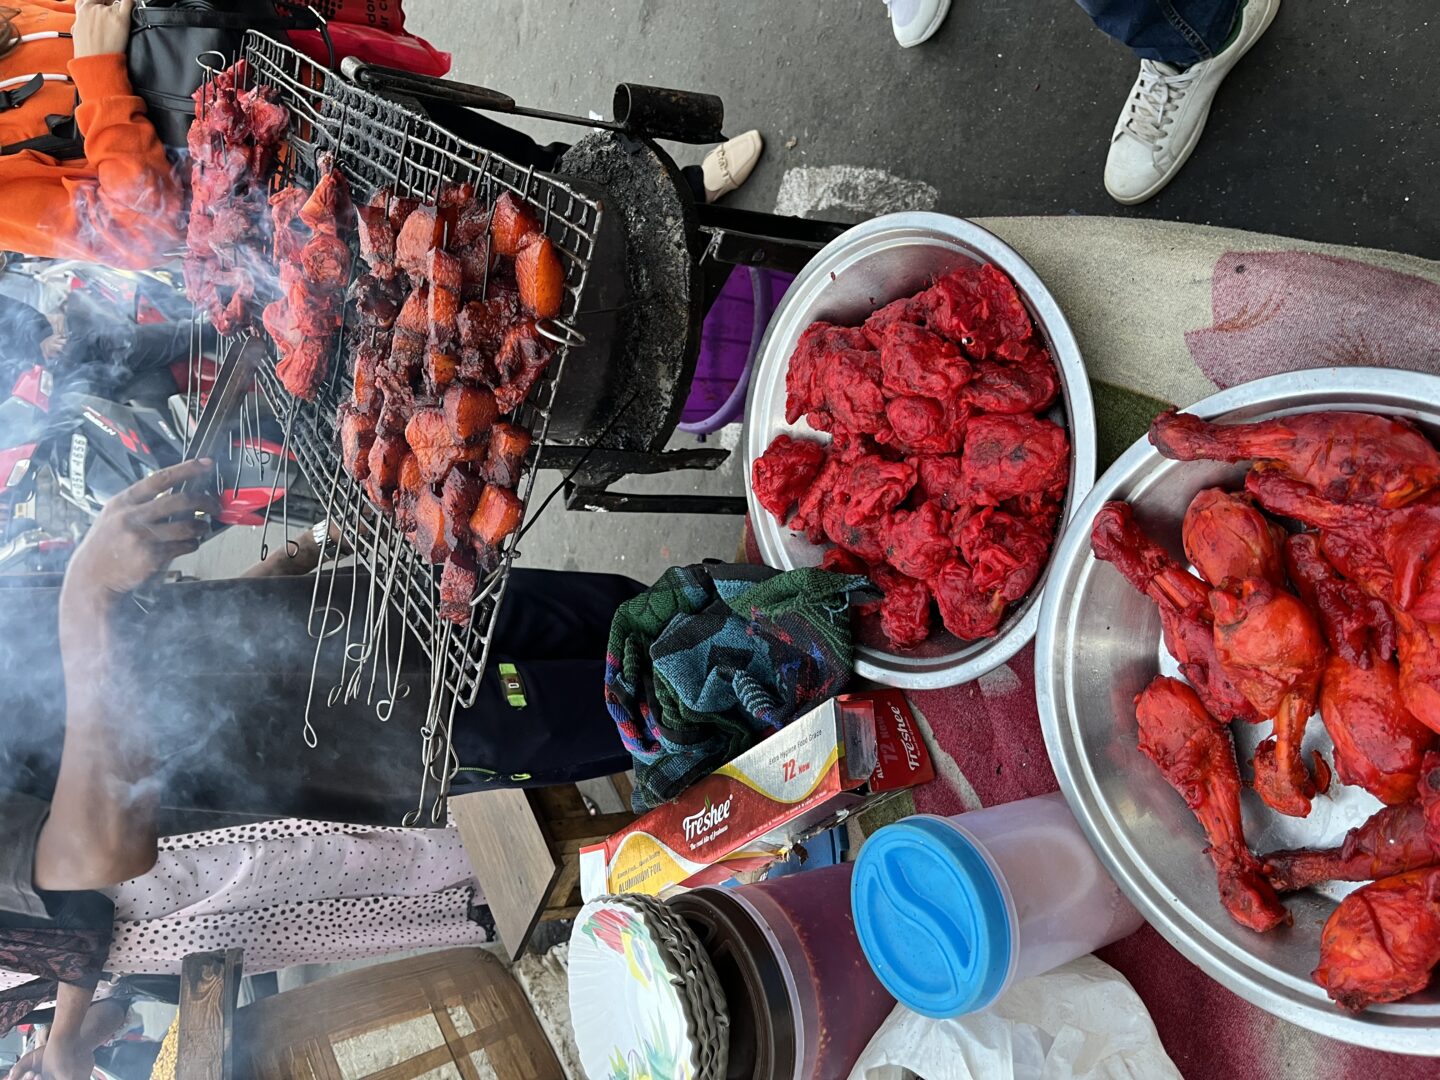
left=288, top=24, right=451, bottom=77
left=312, top=0, right=406, bottom=32
left=847, top=956, right=1181, bottom=1080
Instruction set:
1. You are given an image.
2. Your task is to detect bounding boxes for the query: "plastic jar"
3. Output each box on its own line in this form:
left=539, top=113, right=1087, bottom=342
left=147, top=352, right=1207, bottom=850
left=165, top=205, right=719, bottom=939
left=850, top=792, right=1143, bottom=1017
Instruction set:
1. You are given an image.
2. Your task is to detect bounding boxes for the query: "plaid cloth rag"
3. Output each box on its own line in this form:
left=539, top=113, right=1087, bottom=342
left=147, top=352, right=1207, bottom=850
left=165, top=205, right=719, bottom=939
left=605, top=562, right=868, bottom=810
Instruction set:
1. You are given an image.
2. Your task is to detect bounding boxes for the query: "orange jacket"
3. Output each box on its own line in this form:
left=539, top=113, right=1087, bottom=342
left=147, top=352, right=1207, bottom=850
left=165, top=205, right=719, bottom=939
left=0, top=0, right=182, bottom=268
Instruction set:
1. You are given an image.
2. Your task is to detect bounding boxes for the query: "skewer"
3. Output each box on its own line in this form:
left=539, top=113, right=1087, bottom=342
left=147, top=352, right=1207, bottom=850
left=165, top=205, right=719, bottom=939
left=255, top=406, right=296, bottom=561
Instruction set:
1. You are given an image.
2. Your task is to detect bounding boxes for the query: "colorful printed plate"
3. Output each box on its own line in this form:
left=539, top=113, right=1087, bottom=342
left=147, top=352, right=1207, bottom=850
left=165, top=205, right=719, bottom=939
left=570, top=897, right=706, bottom=1080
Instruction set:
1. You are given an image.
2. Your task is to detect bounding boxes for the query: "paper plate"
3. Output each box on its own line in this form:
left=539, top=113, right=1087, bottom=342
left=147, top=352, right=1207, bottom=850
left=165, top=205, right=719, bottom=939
left=569, top=897, right=706, bottom=1080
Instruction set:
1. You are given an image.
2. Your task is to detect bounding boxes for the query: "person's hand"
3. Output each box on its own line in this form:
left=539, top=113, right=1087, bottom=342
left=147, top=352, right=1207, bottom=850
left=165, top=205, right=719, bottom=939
left=6, top=1038, right=93, bottom=1080
left=71, top=0, right=135, bottom=60
left=64, top=458, right=218, bottom=600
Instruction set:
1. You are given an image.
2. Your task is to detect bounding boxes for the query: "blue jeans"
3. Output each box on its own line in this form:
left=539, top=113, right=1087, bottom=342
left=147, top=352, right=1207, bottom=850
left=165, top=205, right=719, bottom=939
left=1075, top=0, right=1242, bottom=64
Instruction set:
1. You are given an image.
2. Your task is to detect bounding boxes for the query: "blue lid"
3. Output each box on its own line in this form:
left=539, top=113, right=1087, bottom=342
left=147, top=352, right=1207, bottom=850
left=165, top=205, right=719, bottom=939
left=851, top=816, right=1014, bottom=1018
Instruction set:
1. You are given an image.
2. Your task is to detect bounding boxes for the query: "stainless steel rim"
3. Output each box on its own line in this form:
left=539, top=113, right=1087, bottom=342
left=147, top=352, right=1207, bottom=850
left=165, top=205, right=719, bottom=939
left=745, top=212, right=1096, bottom=689
left=1036, top=366, right=1440, bottom=1055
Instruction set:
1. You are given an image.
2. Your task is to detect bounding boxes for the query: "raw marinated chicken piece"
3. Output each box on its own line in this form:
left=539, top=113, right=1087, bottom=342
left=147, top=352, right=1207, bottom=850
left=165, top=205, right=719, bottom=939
left=1151, top=409, right=1440, bottom=509
left=443, top=383, right=498, bottom=444
left=932, top=560, right=1006, bottom=641
left=884, top=501, right=953, bottom=581
left=339, top=403, right=376, bottom=482
left=957, top=506, right=1054, bottom=603
left=441, top=468, right=483, bottom=550
left=870, top=564, right=932, bottom=649
left=408, top=487, right=449, bottom=563
left=1319, top=651, right=1435, bottom=805
left=913, top=455, right=965, bottom=511
left=1134, top=676, right=1290, bottom=933
left=918, top=264, right=1033, bottom=361
left=844, top=455, right=917, bottom=527
left=861, top=295, right=926, bottom=347
left=299, top=161, right=350, bottom=234
left=395, top=205, right=441, bottom=279
left=439, top=548, right=480, bottom=625
left=1313, top=866, right=1440, bottom=1011
left=516, top=235, right=564, bottom=318
left=1396, top=613, right=1440, bottom=736
left=818, top=547, right=868, bottom=575
left=751, top=434, right=827, bottom=522
left=1090, top=501, right=1259, bottom=724
left=493, top=322, right=553, bottom=413
left=961, top=349, right=1059, bottom=415
left=1211, top=579, right=1330, bottom=817
left=490, top=191, right=540, bottom=256
left=480, top=423, right=533, bottom=489
left=784, top=323, right=873, bottom=426
left=876, top=322, right=971, bottom=402
left=1247, top=464, right=1440, bottom=623
left=1286, top=533, right=1397, bottom=668
left=1182, top=488, right=1287, bottom=589
left=880, top=395, right=965, bottom=455
left=1265, top=800, right=1437, bottom=893
left=961, top=414, right=1069, bottom=505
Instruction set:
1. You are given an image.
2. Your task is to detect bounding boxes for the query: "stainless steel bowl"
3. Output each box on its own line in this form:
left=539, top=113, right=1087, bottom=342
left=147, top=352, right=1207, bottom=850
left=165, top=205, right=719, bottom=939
left=1036, top=367, right=1440, bottom=1055
left=745, top=213, right=1096, bottom=689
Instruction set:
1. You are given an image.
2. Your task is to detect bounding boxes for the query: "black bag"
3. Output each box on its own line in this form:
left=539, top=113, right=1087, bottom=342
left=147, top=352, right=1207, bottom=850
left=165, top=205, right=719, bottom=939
left=127, top=0, right=331, bottom=148
left=0, top=1, right=330, bottom=158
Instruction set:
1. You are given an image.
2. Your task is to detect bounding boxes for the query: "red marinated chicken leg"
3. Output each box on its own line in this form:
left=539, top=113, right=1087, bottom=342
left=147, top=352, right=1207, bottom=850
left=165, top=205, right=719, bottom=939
left=1318, top=653, right=1435, bottom=805
left=1091, top=502, right=1259, bottom=724
left=1313, top=866, right=1440, bottom=1011
left=1135, top=676, right=1290, bottom=932
left=1264, top=800, right=1437, bottom=893
left=1210, top=579, right=1330, bottom=817
left=1150, top=410, right=1440, bottom=508
left=1285, top=533, right=1397, bottom=668
left=1181, top=488, right=1287, bottom=589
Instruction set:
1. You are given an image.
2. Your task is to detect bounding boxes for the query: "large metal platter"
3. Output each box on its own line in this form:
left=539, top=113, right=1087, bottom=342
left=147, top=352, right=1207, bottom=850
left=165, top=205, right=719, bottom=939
left=1036, top=367, right=1440, bottom=1055
left=745, top=212, right=1096, bottom=689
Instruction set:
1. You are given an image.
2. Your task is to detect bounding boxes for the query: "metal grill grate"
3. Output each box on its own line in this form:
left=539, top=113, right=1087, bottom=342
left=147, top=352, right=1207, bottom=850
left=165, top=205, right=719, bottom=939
left=190, top=34, right=606, bottom=819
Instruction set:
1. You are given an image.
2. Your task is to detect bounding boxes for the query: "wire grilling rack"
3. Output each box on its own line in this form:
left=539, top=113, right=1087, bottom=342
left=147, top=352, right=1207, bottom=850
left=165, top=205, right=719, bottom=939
left=187, top=33, right=606, bottom=821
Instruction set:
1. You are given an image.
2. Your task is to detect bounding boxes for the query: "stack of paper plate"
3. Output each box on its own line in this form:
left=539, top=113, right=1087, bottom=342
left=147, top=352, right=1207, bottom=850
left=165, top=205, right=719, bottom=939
left=570, top=894, right=730, bottom=1080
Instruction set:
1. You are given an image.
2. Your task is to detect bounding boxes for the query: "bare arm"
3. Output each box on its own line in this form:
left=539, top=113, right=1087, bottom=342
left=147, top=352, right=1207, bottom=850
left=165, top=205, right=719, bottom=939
left=8, top=989, right=126, bottom=1080
left=33, top=460, right=216, bottom=891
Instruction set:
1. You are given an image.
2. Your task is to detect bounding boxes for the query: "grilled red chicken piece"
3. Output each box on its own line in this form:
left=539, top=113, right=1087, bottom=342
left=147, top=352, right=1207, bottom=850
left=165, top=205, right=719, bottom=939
left=1211, top=578, right=1330, bottom=817
left=1396, top=612, right=1440, bottom=737
left=1182, top=488, right=1287, bottom=590
left=916, top=263, right=1034, bottom=361
left=880, top=395, right=966, bottom=455
left=365, top=433, right=407, bottom=511
left=490, top=191, right=540, bottom=255
left=1247, top=464, right=1440, bottom=623
left=441, top=468, right=483, bottom=550
left=424, top=345, right=459, bottom=393
left=1313, top=866, right=1440, bottom=1011
left=875, top=322, right=971, bottom=402
left=1264, top=799, right=1437, bottom=893
left=395, top=285, right=431, bottom=337
left=300, top=231, right=351, bottom=287
left=458, top=293, right=519, bottom=358
left=443, top=384, right=499, bottom=445
left=1151, top=409, right=1440, bottom=509
left=439, top=548, right=480, bottom=625
left=299, top=161, right=350, bottom=234
left=357, top=192, right=397, bottom=273
left=1285, top=533, right=1397, bottom=668
left=493, top=322, right=553, bottom=413
left=516, top=235, right=564, bottom=319
left=751, top=435, right=827, bottom=523
left=784, top=323, right=873, bottom=427
left=885, top=501, right=953, bottom=581
left=406, top=407, right=476, bottom=484
left=1319, top=652, right=1435, bottom=805
left=339, top=403, right=376, bottom=482
left=408, top=486, right=449, bottom=564
left=1135, top=675, right=1291, bottom=933
left=270, top=185, right=310, bottom=264
left=395, top=205, right=441, bottom=279
left=479, top=423, right=532, bottom=489
left=276, top=339, right=331, bottom=401
left=1090, top=501, right=1260, bottom=725
left=471, top=484, right=523, bottom=551
left=956, top=505, right=1055, bottom=604
left=913, top=454, right=966, bottom=511
left=351, top=273, right=404, bottom=329
left=393, top=453, right=423, bottom=533
left=844, top=456, right=917, bottom=527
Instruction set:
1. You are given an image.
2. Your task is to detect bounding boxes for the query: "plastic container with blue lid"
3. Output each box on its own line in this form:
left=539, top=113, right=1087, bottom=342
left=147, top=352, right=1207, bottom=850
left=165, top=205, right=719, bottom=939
left=851, top=792, right=1143, bottom=1018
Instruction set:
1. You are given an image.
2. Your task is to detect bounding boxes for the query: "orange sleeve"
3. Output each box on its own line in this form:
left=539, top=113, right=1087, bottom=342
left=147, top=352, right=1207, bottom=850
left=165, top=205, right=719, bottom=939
left=0, top=54, right=183, bottom=267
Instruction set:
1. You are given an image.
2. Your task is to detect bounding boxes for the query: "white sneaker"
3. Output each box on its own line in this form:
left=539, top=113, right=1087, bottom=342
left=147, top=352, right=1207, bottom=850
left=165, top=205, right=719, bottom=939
left=702, top=130, right=763, bottom=204
left=1104, top=0, right=1281, bottom=204
left=885, top=0, right=951, bottom=48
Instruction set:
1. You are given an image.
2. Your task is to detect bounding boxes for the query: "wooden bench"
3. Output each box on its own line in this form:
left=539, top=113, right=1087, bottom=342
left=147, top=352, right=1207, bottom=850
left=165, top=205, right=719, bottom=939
left=450, top=778, right=637, bottom=961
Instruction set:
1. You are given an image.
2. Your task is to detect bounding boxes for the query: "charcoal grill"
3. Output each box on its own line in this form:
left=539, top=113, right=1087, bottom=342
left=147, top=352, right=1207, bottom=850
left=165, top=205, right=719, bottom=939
left=186, top=33, right=611, bottom=822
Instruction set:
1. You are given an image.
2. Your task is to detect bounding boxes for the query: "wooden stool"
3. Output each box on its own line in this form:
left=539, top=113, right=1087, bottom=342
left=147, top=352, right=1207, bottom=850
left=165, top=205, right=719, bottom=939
left=451, top=777, right=637, bottom=961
